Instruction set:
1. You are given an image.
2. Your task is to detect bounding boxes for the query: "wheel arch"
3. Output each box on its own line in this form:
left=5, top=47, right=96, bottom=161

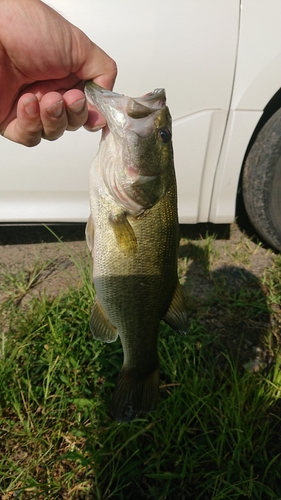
left=209, top=87, right=281, bottom=224
left=240, top=87, right=281, bottom=172
left=236, top=87, right=281, bottom=213
left=235, top=88, right=281, bottom=250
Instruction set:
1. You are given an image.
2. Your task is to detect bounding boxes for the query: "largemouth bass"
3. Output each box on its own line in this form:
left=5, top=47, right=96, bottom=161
left=84, top=81, right=189, bottom=422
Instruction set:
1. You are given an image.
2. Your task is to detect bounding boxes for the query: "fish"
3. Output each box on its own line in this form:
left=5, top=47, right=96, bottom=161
left=84, top=81, right=189, bottom=422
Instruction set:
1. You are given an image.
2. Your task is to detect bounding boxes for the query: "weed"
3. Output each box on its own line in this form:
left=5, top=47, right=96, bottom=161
left=0, top=232, right=281, bottom=498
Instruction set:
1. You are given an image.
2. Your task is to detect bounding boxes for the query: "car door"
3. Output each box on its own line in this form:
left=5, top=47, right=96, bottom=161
left=0, top=0, right=239, bottom=222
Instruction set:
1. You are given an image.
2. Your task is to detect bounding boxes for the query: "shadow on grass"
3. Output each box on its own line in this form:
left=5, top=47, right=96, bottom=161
left=0, top=223, right=87, bottom=245
left=1, top=221, right=281, bottom=499
left=1, top=260, right=281, bottom=499
left=0, top=222, right=231, bottom=246
left=179, top=240, right=273, bottom=372
left=180, top=222, right=230, bottom=241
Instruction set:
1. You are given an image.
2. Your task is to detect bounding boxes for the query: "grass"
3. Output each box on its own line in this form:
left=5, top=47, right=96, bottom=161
left=1, top=234, right=281, bottom=499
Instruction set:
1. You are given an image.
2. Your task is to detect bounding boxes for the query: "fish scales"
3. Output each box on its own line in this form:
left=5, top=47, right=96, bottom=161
left=85, top=82, right=189, bottom=422
left=94, top=185, right=178, bottom=359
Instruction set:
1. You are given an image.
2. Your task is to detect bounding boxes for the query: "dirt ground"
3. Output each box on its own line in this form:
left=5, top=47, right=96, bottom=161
left=0, top=217, right=279, bottom=372
left=0, top=219, right=274, bottom=298
left=0, top=224, right=89, bottom=303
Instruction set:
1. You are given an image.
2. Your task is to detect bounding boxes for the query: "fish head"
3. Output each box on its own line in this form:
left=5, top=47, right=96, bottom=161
left=85, top=81, right=174, bottom=214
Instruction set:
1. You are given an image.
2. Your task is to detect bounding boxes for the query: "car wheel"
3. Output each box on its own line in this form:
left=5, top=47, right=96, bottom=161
left=242, top=107, right=281, bottom=252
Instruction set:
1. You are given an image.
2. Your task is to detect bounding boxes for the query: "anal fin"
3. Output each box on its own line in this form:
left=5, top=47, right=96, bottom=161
left=163, top=280, right=189, bottom=334
left=90, top=299, right=118, bottom=343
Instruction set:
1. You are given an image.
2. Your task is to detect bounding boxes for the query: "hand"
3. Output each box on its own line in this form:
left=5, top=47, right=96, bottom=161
left=0, top=0, right=117, bottom=146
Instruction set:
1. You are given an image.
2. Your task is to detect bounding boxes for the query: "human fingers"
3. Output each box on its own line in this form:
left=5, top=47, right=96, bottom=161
left=1, top=87, right=106, bottom=145
left=2, top=93, right=43, bottom=147
left=63, top=89, right=89, bottom=131
left=2, top=92, right=69, bottom=145
left=63, top=88, right=107, bottom=131
left=84, top=101, right=107, bottom=131
left=39, top=92, right=68, bottom=141
left=74, top=38, right=117, bottom=93
left=41, top=90, right=107, bottom=136
left=73, top=42, right=117, bottom=131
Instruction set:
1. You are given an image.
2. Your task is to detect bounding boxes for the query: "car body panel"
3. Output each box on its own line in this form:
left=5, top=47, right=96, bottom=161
left=209, top=109, right=263, bottom=222
left=1, top=0, right=280, bottom=224
left=210, top=0, right=281, bottom=223
left=232, top=0, right=281, bottom=110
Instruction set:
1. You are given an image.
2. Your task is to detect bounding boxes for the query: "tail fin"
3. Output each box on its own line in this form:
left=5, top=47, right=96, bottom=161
left=111, top=367, right=160, bottom=422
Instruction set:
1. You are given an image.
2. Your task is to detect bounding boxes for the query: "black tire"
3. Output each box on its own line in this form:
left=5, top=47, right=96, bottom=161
left=242, top=107, right=281, bottom=252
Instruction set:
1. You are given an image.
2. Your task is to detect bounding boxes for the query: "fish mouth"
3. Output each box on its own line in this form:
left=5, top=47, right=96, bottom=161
left=84, top=81, right=166, bottom=135
left=85, top=81, right=166, bottom=110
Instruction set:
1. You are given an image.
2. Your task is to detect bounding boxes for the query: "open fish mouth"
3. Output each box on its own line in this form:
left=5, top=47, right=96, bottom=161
left=84, top=81, right=166, bottom=135
left=84, top=81, right=166, bottom=111
left=84, top=80, right=173, bottom=210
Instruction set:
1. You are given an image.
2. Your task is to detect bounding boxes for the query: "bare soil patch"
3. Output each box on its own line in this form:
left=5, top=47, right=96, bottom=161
left=0, top=225, right=88, bottom=304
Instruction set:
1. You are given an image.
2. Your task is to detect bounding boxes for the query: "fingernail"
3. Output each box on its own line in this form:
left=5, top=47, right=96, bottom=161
left=69, top=97, right=86, bottom=114
left=47, top=100, right=64, bottom=118
left=24, top=97, right=38, bottom=116
left=92, top=125, right=103, bottom=132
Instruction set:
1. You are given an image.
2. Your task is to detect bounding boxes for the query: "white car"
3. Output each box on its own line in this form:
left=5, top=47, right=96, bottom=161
left=1, top=0, right=281, bottom=250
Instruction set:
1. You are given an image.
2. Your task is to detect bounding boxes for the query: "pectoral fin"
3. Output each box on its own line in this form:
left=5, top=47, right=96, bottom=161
left=90, top=299, right=118, bottom=343
left=85, top=215, right=94, bottom=252
left=163, top=281, right=189, bottom=334
left=109, top=212, right=137, bottom=255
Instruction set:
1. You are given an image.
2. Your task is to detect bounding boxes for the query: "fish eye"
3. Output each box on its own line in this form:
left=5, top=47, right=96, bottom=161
left=158, top=127, right=171, bottom=143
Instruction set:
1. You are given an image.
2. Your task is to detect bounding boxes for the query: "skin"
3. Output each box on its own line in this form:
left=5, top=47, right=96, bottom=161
left=0, top=0, right=117, bottom=146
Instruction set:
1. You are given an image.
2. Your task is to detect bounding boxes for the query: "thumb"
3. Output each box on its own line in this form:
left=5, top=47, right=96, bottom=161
left=73, top=31, right=117, bottom=91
